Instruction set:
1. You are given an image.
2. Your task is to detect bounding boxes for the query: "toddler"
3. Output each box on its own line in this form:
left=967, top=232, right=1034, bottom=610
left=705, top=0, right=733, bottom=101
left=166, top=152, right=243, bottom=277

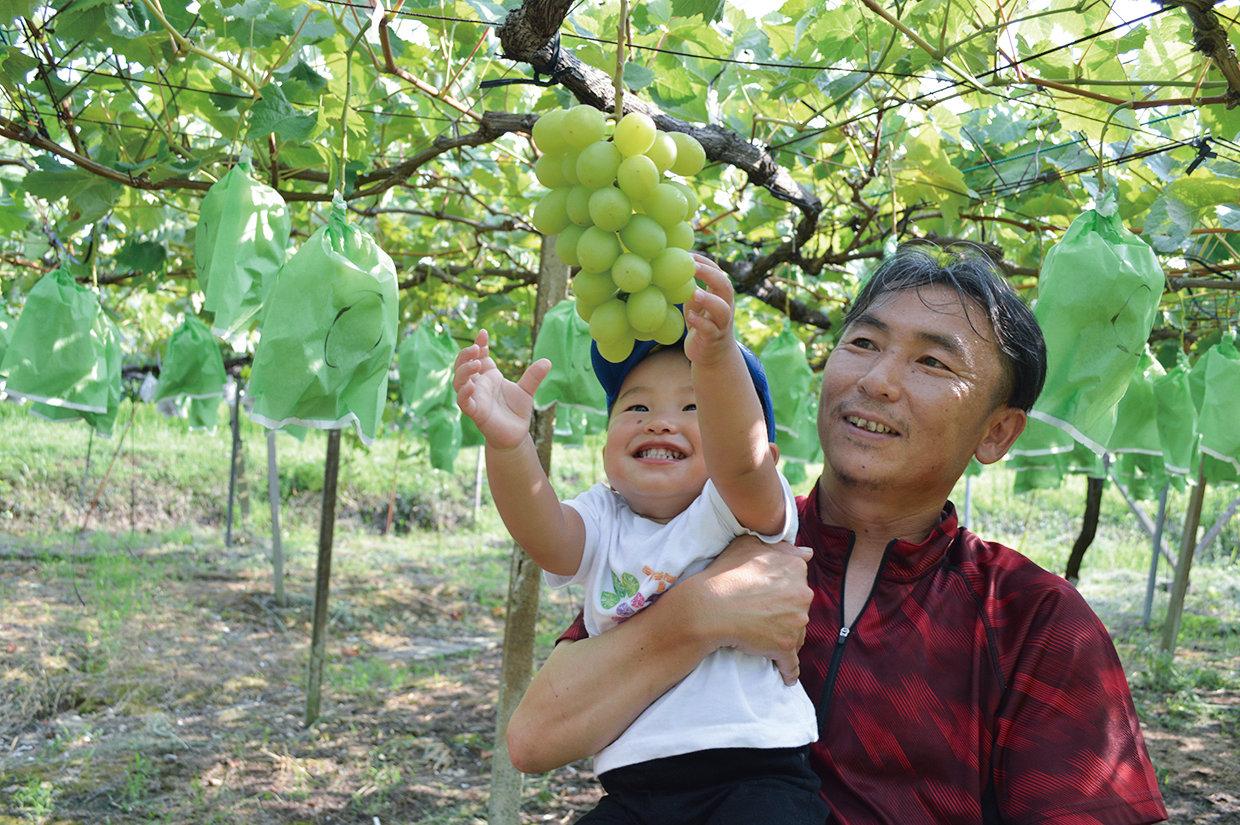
left=453, top=257, right=824, bottom=824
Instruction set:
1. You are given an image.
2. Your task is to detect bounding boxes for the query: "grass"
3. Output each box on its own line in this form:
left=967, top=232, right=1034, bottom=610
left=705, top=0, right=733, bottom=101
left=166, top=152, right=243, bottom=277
left=0, top=403, right=1237, bottom=822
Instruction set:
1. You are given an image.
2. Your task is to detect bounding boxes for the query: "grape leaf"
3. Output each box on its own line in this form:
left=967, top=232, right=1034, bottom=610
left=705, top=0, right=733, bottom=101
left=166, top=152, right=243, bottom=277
left=249, top=83, right=318, bottom=142
left=671, top=0, right=725, bottom=23
left=116, top=240, right=167, bottom=274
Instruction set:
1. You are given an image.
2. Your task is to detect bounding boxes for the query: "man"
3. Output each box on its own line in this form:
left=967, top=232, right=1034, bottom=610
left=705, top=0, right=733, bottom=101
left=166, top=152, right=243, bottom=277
left=507, top=249, right=1167, bottom=824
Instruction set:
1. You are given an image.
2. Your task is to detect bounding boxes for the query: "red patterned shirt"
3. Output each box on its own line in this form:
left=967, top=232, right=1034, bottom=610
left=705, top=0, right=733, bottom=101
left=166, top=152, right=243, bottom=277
left=558, top=484, right=1167, bottom=824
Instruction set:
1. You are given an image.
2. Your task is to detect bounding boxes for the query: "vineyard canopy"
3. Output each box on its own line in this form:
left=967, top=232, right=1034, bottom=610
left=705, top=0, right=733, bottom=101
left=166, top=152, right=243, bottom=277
left=0, top=0, right=1237, bottom=399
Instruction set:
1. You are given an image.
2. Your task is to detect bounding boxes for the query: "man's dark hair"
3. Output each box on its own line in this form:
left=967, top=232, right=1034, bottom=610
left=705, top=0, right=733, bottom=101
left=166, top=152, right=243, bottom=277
left=842, top=245, right=1047, bottom=412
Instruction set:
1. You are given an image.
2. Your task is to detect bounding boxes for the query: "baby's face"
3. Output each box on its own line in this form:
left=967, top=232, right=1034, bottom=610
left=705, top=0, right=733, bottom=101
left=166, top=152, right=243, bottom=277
left=603, top=349, right=707, bottom=521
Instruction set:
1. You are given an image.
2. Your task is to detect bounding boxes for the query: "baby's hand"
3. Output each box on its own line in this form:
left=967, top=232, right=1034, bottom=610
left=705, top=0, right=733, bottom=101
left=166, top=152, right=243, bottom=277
left=683, top=254, right=736, bottom=367
left=453, top=329, right=552, bottom=451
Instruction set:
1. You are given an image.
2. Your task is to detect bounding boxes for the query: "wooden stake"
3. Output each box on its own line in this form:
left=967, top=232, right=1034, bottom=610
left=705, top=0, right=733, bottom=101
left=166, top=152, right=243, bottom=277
left=225, top=383, right=241, bottom=547
left=1161, top=465, right=1207, bottom=655
left=1141, top=484, right=1169, bottom=629
left=488, top=237, right=568, bottom=825
left=383, top=427, right=403, bottom=536
left=266, top=430, right=285, bottom=607
left=473, top=445, right=485, bottom=524
left=306, top=428, right=342, bottom=725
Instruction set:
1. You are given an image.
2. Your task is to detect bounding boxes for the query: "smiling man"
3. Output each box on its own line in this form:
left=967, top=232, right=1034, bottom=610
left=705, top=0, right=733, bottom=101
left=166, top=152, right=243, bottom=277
left=507, top=249, right=1167, bottom=824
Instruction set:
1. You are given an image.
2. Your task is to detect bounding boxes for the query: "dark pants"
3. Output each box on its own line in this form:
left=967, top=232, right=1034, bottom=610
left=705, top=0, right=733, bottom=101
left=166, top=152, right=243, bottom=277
left=576, top=746, right=828, bottom=825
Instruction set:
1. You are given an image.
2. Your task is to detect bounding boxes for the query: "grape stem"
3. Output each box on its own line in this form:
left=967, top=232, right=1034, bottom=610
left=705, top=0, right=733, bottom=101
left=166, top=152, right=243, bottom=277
left=613, top=0, right=629, bottom=119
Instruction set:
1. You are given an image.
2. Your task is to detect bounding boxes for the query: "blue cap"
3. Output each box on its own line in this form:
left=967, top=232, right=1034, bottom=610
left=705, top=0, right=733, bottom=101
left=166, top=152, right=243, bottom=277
left=591, top=335, right=778, bottom=444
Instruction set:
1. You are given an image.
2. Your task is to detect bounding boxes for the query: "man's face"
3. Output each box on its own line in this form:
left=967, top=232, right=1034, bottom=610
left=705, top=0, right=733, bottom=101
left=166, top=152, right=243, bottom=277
left=602, top=349, right=708, bottom=521
left=818, top=285, right=1021, bottom=495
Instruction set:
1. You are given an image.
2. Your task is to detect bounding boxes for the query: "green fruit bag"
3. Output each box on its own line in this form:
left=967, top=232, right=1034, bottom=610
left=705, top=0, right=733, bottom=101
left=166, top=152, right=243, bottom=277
left=195, top=159, right=291, bottom=338
left=1, top=267, right=122, bottom=435
left=533, top=300, right=608, bottom=427
left=1030, top=201, right=1165, bottom=454
left=1108, top=349, right=1164, bottom=462
left=1152, top=354, right=1197, bottom=484
left=398, top=324, right=463, bottom=471
left=154, top=315, right=227, bottom=403
left=248, top=196, right=397, bottom=445
left=1198, top=332, right=1240, bottom=483
left=759, top=323, right=822, bottom=467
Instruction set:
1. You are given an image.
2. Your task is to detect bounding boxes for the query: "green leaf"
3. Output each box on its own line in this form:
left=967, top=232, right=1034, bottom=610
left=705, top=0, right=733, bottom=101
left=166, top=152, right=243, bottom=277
left=0, top=0, right=35, bottom=23
left=0, top=47, right=38, bottom=87
left=619, top=572, right=639, bottom=598
left=600, top=590, right=620, bottom=610
left=0, top=186, right=29, bottom=235
left=1143, top=193, right=1195, bottom=253
left=116, top=240, right=167, bottom=274
left=249, top=83, right=317, bottom=142
left=622, top=61, right=655, bottom=91
left=671, top=0, right=725, bottom=23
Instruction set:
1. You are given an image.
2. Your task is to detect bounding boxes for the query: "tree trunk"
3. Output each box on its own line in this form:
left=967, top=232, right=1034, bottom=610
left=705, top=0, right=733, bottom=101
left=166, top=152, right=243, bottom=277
left=1065, top=476, right=1104, bottom=584
left=487, top=237, right=568, bottom=825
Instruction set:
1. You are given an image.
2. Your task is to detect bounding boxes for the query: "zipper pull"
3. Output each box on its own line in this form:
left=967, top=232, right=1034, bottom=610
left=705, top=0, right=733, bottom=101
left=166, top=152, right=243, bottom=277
left=837, top=626, right=850, bottom=644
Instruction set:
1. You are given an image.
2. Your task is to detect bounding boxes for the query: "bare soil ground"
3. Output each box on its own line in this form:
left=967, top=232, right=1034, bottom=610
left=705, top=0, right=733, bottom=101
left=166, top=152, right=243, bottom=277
left=0, top=529, right=1236, bottom=824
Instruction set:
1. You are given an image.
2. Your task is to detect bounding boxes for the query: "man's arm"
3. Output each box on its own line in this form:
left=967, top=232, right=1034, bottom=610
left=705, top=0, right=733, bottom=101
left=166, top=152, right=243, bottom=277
left=455, top=329, right=584, bottom=576
left=683, top=255, right=786, bottom=536
left=506, top=536, right=813, bottom=773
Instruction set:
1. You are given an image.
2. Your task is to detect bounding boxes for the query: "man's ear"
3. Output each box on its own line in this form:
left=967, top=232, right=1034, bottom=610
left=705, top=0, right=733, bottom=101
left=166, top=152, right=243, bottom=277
left=975, top=407, right=1026, bottom=465
left=768, top=443, right=781, bottom=463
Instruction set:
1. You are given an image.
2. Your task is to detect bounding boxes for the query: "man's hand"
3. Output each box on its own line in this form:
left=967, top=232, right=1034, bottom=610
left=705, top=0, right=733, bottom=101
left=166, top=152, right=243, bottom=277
left=453, top=329, right=551, bottom=451
left=692, top=535, right=813, bottom=685
left=683, top=254, right=737, bottom=368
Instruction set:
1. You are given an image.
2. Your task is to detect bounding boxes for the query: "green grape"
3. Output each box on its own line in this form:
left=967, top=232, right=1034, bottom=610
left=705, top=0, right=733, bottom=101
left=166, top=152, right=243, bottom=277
left=646, top=132, right=678, bottom=173
left=596, top=333, right=636, bottom=363
left=626, top=286, right=668, bottom=334
left=664, top=275, right=698, bottom=305
left=590, top=298, right=632, bottom=346
left=588, top=187, right=632, bottom=232
left=564, top=104, right=607, bottom=149
left=577, top=226, right=622, bottom=273
left=532, top=110, right=568, bottom=154
left=561, top=152, right=580, bottom=185
left=613, top=112, right=657, bottom=157
left=556, top=224, right=586, bottom=266
left=567, top=185, right=593, bottom=226
left=669, top=181, right=698, bottom=216
left=669, top=132, right=706, bottom=176
left=643, top=183, right=689, bottom=228
left=653, top=306, right=686, bottom=345
left=616, top=155, right=660, bottom=201
left=532, top=188, right=570, bottom=235
left=611, top=253, right=653, bottom=293
left=573, top=269, right=617, bottom=305
left=666, top=221, right=695, bottom=250
left=619, top=215, right=667, bottom=259
left=575, top=297, right=601, bottom=323
left=651, top=247, right=695, bottom=290
left=534, top=153, right=568, bottom=188
left=577, top=140, right=623, bottom=189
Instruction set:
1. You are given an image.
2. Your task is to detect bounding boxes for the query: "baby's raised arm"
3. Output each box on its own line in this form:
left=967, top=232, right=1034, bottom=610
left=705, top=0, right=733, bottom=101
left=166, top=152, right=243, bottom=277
left=454, top=329, right=585, bottom=576
left=682, top=256, right=786, bottom=536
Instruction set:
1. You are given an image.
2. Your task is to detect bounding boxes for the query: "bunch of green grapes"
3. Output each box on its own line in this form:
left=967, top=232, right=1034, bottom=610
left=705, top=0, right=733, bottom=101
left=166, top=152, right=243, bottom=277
left=529, top=105, right=707, bottom=363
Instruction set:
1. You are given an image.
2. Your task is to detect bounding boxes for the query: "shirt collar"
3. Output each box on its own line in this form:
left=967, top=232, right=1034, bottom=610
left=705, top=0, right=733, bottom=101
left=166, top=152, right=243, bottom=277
left=800, top=478, right=960, bottom=582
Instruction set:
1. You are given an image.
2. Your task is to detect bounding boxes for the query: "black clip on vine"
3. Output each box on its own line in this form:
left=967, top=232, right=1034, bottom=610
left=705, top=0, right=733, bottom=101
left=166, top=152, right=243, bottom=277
left=480, top=36, right=564, bottom=89
left=1184, top=136, right=1217, bottom=176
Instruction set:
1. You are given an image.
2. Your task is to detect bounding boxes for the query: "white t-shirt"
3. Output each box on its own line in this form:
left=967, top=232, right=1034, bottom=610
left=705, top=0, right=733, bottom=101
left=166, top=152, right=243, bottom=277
left=546, top=477, right=818, bottom=775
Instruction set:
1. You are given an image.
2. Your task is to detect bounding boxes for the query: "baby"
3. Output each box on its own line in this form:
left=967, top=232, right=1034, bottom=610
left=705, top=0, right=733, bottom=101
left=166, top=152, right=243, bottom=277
left=454, top=256, right=824, bottom=824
